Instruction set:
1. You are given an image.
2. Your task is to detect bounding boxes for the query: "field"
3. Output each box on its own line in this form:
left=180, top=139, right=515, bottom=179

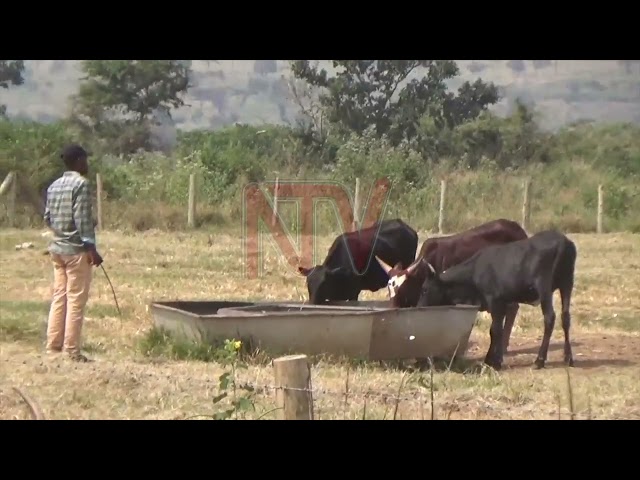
left=1, top=227, right=639, bottom=420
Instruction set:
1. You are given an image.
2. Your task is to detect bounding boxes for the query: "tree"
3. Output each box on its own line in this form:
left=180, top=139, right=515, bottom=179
left=69, top=60, right=192, bottom=154
left=0, top=60, right=25, bottom=117
left=506, top=60, right=526, bottom=74
left=290, top=60, right=500, bottom=145
left=532, top=60, right=552, bottom=70
left=73, top=60, right=192, bottom=124
left=467, top=61, right=488, bottom=74
left=254, top=60, right=278, bottom=75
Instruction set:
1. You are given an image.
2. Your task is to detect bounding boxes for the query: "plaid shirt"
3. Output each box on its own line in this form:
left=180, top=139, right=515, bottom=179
left=44, top=171, right=96, bottom=255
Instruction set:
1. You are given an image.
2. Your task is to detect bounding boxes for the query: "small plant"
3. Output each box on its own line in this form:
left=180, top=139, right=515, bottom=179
left=211, top=339, right=257, bottom=420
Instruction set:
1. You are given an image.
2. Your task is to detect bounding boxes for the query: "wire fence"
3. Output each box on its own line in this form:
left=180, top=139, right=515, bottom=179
left=2, top=169, right=639, bottom=234
left=190, top=354, right=597, bottom=421
left=6, top=351, right=616, bottom=420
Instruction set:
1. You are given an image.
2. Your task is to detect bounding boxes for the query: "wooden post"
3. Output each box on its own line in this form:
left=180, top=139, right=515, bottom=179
left=273, top=354, right=314, bottom=420
left=271, top=176, right=279, bottom=227
left=522, top=178, right=531, bottom=231
left=187, top=173, right=196, bottom=228
left=8, top=171, right=17, bottom=228
left=597, top=184, right=603, bottom=234
left=95, top=173, right=103, bottom=230
left=0, top=171, right=15, bottom=197
left=352, top=177, right=361, bottom=231
left=438, top=179, right=447, bottom=234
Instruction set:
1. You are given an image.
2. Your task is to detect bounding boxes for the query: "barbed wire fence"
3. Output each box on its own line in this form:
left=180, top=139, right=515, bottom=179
left=181, top=353, right=594, bottom=421
left=5, top=356, right=619, bottom=420
left=0, top=170, right=615, bottom=235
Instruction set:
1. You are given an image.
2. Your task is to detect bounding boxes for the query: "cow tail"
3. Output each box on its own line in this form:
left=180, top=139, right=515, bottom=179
left=550, top=236, right=577, bottom=288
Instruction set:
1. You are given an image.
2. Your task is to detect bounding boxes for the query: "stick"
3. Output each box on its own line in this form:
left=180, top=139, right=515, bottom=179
left=392, top=372, right=407, bottom=420
left=96, top=173, right=103, bottom=230
left=13, top=387, right=45, bottom=420
left=343, top=364, right=351, bottom=420
left=100, top=264, right=122, bottom=318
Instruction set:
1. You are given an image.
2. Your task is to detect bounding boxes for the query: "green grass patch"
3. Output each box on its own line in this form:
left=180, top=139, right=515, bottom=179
left=137, top=327, right=230, bottom=363
left=0, top=299, right=48, bottom=343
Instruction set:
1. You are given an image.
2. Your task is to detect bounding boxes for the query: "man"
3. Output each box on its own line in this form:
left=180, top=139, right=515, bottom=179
left=44, top=144, right=103, bottom=362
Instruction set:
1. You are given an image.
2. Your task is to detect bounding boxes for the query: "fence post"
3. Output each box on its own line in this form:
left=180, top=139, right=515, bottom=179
left=0, top=171, right=15, bottom=197
left=187, top=173, right=196, bottom=228
left=438, top=179, right=447, bottom=234
left=522, top=178, right=531, bottom=231
left=95, top=173, right=103, bottom=230
left=8, top=171, right=17, bottom=228
left=273, top=354, right=314, bottom=420
left=271, top=175, right=279, bottom=227
left=352, top=177, right=361, bottom=231
left=597, top=184, right=603, bottom=234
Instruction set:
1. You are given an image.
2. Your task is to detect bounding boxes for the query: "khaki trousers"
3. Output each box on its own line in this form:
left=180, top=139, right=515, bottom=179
left=46, top=252, right=92, bottom=354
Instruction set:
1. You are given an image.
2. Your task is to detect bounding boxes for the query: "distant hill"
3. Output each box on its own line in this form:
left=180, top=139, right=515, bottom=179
left=2, top=60, right=639, bottom=131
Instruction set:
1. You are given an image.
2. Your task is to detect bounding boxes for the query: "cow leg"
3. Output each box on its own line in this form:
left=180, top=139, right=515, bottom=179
left=485, top=303, right=507, bottom=371
left=560, top=283, right=575, bottom=367
left=502, top=303, right=519, bottom=353
left=534, top=290, right=556, bottom=369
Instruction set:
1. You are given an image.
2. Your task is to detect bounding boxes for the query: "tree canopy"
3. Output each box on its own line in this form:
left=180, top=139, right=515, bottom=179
left=73, top=60, right=192, bottom=124
left=290, top=60, right=500, bottom=145
left=68, top=60, right=193, bottom=154
left=0, top=60, right=25, bottom=117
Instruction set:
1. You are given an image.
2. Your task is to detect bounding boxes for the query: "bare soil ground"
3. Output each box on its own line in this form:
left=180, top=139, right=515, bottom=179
left=1, top=228, right=639, bottom=420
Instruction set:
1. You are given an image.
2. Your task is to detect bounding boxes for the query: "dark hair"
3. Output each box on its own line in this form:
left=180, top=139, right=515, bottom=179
left=60, top=144, right=89, bottom=169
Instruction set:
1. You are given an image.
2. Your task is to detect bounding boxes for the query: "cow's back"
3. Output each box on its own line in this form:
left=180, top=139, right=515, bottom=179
left=324, top=218, right=418, bottom=291
left=420, top=219, right=527, bottom=271
left=463, top=230, right=574, bottom=302
left=359, top=219, right=418, bottom=290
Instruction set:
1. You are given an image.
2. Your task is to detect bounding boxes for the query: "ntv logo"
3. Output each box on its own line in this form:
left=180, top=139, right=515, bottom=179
left=241, top=178, right=392, bottom=279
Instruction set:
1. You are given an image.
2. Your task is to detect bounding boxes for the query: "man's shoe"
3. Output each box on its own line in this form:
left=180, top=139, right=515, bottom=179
left=68, top=352, right=91, bottom=363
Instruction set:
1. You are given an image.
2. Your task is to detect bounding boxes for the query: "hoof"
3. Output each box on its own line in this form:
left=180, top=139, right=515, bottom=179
left=534, top=359, right=545, bottom=369
left=484, top=360, right=502, bottom=371
left=565, top=357, right=575, bottom=367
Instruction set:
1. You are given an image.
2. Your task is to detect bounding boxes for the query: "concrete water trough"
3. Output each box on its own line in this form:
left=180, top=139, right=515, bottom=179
left=149, top=299, right=479, bottom=362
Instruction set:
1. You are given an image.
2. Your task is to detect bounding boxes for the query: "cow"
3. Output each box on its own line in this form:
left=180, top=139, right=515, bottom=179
left=374, top=219, right=528, bottom=352
left=297, top=218, right=419, bottom=304
left=415, top=229, right=578, bottom=371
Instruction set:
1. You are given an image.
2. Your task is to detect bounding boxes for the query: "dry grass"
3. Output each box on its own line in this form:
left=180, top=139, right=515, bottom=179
left=1, top=227, right=639, bottom=420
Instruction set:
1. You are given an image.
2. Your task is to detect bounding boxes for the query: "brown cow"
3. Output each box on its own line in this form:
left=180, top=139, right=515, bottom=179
left=375, top=218, right=528, bottom=352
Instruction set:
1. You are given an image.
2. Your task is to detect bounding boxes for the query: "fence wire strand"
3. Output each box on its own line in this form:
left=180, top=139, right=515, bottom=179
left=236, top=381, right=428, bottom=405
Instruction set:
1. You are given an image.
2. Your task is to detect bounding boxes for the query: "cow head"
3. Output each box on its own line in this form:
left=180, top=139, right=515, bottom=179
left=297, top=265, right=354, bottom=304
left=416, top=261, right=449, bottom=307
left=375, top=255, right=430, bottom=308
left=416, top=262, right=480, bottom=308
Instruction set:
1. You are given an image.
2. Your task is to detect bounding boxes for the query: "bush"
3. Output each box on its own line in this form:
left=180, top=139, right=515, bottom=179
left=1, top=115, right=639, bottom=234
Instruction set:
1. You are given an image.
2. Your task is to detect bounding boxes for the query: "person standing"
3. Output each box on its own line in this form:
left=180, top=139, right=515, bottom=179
left=44, top=144, right=103, bottom=362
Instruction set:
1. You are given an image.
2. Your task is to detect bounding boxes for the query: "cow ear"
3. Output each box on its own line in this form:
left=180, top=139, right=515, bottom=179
left=298, top=266, right=312, bottom=276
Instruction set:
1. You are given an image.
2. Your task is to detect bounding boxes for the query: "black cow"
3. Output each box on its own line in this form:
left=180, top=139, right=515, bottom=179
left=416, top=230, right=578, bottom=371
left=298, top=218, right=418, bottom=304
